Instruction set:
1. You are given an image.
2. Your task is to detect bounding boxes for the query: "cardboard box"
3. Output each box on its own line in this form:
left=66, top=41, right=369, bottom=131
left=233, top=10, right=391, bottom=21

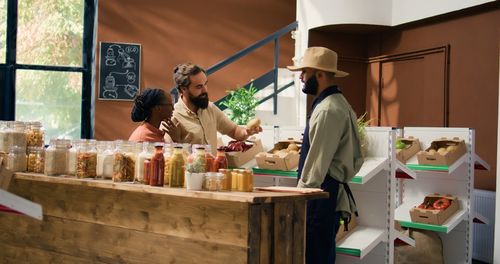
left=395, top=136, right=421, bottom=163
left=410, top=194, right=460, bottom=225
left=416, top=137, right=467, bottom=166
left=255, top=139, right=301, bottom=171
left=336, top=215, right=357, bottom=242
left=225, top=139, right=264, bottom=168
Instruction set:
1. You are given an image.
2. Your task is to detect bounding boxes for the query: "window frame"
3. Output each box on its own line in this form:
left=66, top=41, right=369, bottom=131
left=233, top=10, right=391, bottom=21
left=0, top=0, right=96, bottom=139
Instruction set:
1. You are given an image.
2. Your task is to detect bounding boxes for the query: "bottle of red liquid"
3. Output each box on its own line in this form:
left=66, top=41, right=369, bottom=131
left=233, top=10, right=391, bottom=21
left=204, top=145, right=215, bottom=172
left=213, top=146, right=228, bottom=172
left=143, top=159, right=151, bottom=185
left=150, top=144, right=165, bottom=186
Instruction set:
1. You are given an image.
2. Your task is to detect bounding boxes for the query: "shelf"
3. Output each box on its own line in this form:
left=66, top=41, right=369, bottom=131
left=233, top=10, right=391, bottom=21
left=336, top=226, right=386, bottom=258
left=402, top=154, right=467, bottom=174
left=395, top=201, right=467, bottom=233
left=253, top=157, right=388, bottom=184
left=0, top=188, right=43, bottom=220
left=474, top=154, right=490, bottom=171
left=473, top=211, right=490, bottom=225
left=351, top=157, right=388, bottom=184
left=395, top=160, right=417, bottom=179
left=394, top=230, right=415, bottom=247
left=252, top=168, right=297, bottom=178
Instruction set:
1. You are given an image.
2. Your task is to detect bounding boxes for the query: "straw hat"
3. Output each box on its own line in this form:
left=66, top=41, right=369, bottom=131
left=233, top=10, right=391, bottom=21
left=287, top=47, right=349, bottom=77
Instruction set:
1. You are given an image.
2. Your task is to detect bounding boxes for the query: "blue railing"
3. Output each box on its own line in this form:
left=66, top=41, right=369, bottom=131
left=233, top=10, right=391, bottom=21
left=172, top=21, right=298, bottom=114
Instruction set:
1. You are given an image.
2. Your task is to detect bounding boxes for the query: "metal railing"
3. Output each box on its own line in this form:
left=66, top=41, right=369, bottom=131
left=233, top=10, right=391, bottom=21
left=172, top=21, right=298, bottom=115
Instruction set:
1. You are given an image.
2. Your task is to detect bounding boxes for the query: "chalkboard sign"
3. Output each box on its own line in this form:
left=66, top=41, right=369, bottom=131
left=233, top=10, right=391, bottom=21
left=98, top=42, right=141, bottom=100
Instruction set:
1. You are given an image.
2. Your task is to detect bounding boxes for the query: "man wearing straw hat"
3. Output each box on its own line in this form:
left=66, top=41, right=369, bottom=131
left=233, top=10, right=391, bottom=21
left=287, top=47, right=363, bottom=264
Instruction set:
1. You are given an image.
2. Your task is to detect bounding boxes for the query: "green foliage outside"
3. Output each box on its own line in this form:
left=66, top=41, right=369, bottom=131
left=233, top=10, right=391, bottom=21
left=220, top=83, right=258, bottom=125
left=13, top=0, right=84, bottom=142
left=0, top=0, right=6, bottom=63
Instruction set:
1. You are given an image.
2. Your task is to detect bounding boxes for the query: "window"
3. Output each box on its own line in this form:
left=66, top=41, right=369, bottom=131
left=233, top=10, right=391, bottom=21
left=0, top=0, right=6, bottom=63
left=1, top=0, right=95, bottom=142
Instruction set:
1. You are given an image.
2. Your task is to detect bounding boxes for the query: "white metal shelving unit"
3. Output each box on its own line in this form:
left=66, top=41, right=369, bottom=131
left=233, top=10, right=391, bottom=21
left=336, top=127, right=412, bottom=264
left=393, top=127, right=489, bottom=264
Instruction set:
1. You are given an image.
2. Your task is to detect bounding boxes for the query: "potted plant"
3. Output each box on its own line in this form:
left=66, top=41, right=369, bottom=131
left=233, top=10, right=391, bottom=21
left=220, top=83, right=259, bottom=125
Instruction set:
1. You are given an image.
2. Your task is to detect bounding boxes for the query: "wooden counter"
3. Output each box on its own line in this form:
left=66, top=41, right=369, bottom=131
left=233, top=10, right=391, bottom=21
left=0, top=173, right=328, bottom=264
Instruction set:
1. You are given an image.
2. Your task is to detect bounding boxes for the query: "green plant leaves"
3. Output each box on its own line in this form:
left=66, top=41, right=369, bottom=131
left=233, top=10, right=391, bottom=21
left=220, top=83, right=258, bottom=125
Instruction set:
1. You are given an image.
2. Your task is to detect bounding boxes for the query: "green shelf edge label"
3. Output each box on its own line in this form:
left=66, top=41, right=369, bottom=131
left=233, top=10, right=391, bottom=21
left=251, top=168, right=298, bottom=177
left=399, top=220, right=447, bottom=232
left=351, top=176, right=362, bottom=184
left=406, top=164, right=449, bottom=171
left=336, top=247, right=361, bottom=257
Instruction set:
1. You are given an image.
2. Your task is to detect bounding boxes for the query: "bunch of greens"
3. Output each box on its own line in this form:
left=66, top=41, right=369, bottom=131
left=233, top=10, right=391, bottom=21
left=220, top=83, right=259, bottom=125
left=357, top=112, right=372, bottom=157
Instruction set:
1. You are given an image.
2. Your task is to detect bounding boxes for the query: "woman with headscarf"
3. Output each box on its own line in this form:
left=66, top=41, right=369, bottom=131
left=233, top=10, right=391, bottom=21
left=128, top=88, right=178, bottom=142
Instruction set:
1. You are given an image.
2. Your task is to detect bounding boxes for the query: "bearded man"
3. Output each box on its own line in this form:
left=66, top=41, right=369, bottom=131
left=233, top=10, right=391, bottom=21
left=170, top=63, right=261, bottom=153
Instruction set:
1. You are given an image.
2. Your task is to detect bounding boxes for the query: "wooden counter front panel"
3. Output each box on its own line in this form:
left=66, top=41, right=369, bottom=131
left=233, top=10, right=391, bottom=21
left=0, top=178, right=248, bottom=263
left=0, top=175, right=319, bottom=263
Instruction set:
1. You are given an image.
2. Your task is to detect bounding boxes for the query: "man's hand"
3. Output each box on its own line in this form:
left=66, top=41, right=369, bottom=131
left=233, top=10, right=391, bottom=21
left=160, top=118, right=181, bottom=143
left=246, top=125, right=263, bottom=136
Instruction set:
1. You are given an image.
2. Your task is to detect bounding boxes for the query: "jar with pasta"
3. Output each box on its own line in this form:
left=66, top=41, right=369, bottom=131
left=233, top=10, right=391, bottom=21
left=76, top=141, right=97, bottom=178
left=112, top=141, right=136, bottom=182
left=0, top=121, right=9, bottom=154
left=67, top=139, right=83, bottom=176
left=97, top=141, right=114, bottom=179
left=26, top=121, right=44, bottom=147
left=7, top=146, right=27, bottom=172
left=45, top=139, right=70, bottom=176
left=27, top=146, right=44, bottom=173
left=135, top=142, right=154, bottom=183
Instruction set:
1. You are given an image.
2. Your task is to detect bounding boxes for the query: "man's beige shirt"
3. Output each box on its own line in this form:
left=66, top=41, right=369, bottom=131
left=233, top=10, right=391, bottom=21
left=173, top=99, right=236, bottom=152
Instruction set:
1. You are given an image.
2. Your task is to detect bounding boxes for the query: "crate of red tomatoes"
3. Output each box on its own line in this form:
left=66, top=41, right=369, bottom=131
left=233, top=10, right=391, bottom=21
left=410, top=194, right=460, bottom=225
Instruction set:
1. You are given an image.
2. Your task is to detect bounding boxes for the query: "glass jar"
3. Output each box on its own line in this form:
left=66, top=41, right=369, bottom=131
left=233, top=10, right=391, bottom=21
left=112, top=141, right=136, bottom=182
left=67, top=139, right=83, bottom=176
left=150, top=144, right=165, bottom=187
left=76, top=141, right=97, bottom=178
left=26, top=121, right=45, bottom=147
left=218, top=169, right=232, bottom=191
left=143, top=158, right=152, bottom=185
left=135, top=142, right=154, bottom=183
left=168, top=146, right=185, bottom=188
left=27, top=146, right=44, bottom=173
left=45, top=139, right=70, bottom=176
left=237, top=169, right=254, bottom=192
left=1, top=121, right=27, bottom=154
left=97, top=141, right=114, bottom=179
left=204, top=145, right=215, bottom=172
left=205, top=172, right=220, bottom=191
left=213, top=147, right=228, bottom=172
left=0, top=121, right=10, bottom=153
left=163, top=144, right=172, bottom=186
left=186, top=146, right=206, bottom=173
left=7, top=146, right=27, bottom=172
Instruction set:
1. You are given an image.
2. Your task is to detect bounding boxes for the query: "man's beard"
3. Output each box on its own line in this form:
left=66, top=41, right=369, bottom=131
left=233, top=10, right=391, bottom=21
left=302, top=75, right=318, bottom=95
left=189, top=92, right=209, bottom=109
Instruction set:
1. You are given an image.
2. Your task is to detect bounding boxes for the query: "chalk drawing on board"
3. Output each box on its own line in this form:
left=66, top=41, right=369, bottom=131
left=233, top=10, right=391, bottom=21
left=99, top=42, right=141, bottom=101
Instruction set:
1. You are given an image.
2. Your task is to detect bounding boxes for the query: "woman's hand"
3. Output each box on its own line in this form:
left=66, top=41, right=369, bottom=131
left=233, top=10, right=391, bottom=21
left=160, top=118, right=181, bottom=143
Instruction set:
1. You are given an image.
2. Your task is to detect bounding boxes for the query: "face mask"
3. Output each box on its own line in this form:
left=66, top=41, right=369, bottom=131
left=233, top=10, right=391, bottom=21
left=302, top=74, right=318, bottom=95
left=189, top=92, right=209, bottom=109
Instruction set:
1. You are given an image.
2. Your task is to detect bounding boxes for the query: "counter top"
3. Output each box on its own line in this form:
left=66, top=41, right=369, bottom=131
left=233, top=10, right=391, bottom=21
left=14, top=173, right=328, bottom=204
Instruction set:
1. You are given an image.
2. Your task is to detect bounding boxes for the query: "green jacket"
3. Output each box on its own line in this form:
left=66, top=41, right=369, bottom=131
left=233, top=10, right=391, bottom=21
left=297, top=93, right=364, bottom=217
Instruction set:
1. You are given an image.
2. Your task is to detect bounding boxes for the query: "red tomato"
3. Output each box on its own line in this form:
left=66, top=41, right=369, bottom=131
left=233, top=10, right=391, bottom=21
left=433, top=198, right=451, bottom=210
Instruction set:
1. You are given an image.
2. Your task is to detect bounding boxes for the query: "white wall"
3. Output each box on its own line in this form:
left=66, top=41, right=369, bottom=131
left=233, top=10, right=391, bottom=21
left=392, top=0, right=494, bottom=25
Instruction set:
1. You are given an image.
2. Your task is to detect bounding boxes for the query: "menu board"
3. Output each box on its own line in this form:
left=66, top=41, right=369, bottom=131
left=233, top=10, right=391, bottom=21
left=98, top=42, right=141, bottom=101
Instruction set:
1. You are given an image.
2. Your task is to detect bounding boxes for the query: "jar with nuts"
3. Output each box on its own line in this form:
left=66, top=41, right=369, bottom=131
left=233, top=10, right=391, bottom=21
left=27, top=146, right=44, bottom=173
left=76, top=141, right=97, bottom=178
left=26, top=121, right=45, bottom=147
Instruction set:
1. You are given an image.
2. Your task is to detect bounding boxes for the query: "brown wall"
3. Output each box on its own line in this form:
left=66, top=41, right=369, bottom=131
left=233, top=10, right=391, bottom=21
left=95, top=0, right=296, bottom=140
left=309, top=6, right=500, bottom=190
